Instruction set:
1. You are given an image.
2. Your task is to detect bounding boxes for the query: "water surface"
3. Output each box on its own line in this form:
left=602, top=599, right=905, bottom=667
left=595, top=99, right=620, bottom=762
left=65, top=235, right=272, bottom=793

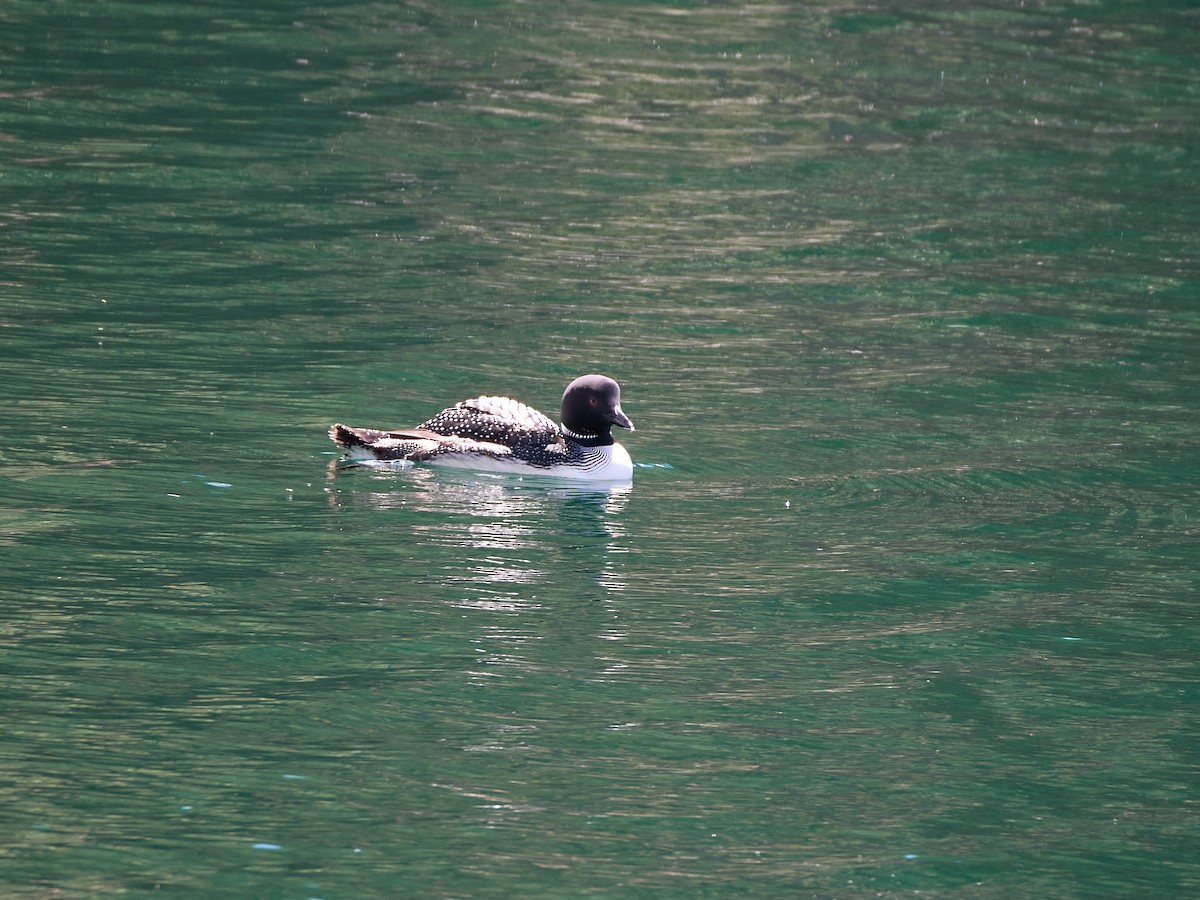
left=2, top=1, right=1198, bottom=896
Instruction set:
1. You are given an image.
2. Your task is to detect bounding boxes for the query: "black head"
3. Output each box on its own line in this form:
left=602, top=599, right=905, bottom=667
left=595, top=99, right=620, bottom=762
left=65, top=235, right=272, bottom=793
left=561, top=374, right=634, bottom=443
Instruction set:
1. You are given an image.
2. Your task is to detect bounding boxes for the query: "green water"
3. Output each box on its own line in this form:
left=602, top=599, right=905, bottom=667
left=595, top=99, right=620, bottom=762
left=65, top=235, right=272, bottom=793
left=2, top=1, right=1198, bottom=896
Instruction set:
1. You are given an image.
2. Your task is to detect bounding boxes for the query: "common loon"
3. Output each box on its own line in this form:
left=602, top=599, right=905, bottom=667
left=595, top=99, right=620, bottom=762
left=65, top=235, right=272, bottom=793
left=330, top=374, right=635, bottom=481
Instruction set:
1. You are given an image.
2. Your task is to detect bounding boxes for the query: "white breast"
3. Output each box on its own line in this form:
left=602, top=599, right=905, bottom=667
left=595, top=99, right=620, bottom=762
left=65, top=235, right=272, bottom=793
left=546, top=442, right=633, bottom=481
left=429, top=442, right=633, bottom=482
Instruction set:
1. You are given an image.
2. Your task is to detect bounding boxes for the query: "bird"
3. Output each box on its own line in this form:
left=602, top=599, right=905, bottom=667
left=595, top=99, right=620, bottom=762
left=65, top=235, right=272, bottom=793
left=329, top=374, right=636, bottom=481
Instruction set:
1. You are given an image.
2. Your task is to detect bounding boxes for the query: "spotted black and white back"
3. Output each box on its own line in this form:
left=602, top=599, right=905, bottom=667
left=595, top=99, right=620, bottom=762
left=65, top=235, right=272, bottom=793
left=407, top=395, right=570, bottom=466
left=419, top=396, right=557, bottom=442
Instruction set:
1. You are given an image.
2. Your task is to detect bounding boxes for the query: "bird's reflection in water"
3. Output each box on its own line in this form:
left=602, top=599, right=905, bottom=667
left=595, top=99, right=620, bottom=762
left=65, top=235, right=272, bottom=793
left=326, top=459, right=630, bottom=595
left=326, top=461, right=634, bottom=693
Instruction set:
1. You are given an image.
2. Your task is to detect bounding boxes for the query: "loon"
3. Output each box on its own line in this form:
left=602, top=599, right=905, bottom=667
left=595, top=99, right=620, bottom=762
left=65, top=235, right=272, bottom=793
left=330, top=374, right=635, bottom=481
